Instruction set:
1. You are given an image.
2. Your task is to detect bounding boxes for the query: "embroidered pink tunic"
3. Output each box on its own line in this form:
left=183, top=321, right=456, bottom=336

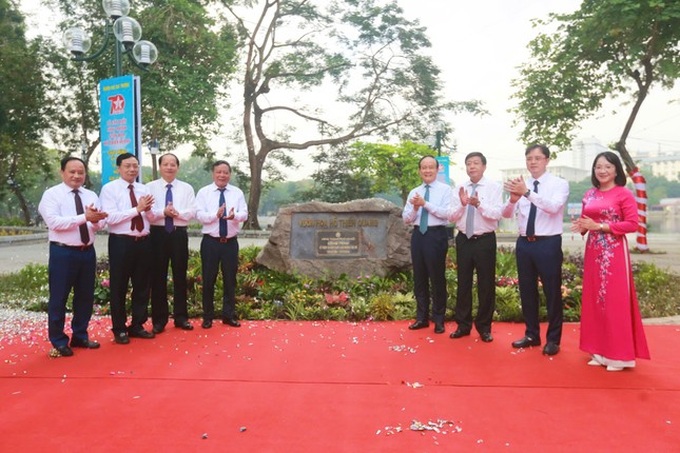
left=579, top=186, right=650, bottom=361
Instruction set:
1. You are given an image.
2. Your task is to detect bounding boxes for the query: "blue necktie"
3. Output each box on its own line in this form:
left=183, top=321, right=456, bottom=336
left=526, top=180, right=539, bottom=237
left=465, top=183, right=478, bottom=238
left=419, top=184, right=430, bottom=234
left=164, top=184, right=174, bottom=233
left=218, top=188, right=228, bottom=238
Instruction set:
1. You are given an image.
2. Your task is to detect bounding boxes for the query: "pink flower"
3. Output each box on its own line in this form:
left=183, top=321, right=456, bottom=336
left=324, top=291, right=350, bottom=306
left=101, top=279, right=110, bottom=288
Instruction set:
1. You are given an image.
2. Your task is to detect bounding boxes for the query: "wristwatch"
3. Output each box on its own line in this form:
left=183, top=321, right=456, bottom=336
left=524, top=189, right=531, bottom=198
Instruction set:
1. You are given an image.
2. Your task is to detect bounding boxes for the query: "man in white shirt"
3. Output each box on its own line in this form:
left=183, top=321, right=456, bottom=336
left=502, top=144, right=569, bottom=356
left=100, top=153, right=155, bottom=344
left=145, top=153, right=196, bottom=333
left=448, top=152, right=503, bottom=343
left=38, top=157, right=108, bottom=357
left=402, top=155, right=454, bottom=335
left=195, top=160, right=248, bottom=329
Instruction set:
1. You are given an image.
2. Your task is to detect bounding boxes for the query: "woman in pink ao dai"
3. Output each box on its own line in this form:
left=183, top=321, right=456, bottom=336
left=571, top=151, right=650, bottom=371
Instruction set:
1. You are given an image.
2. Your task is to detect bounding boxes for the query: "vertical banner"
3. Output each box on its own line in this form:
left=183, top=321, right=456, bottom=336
left=133, top=76, right=142, bottom=179
left=99, top=75, right=141, bottom=183
left=436, top=156, right=451, bottom=185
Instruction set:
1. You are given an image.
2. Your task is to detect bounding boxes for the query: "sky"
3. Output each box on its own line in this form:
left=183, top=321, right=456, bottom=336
left=18, top=0, right=680, bottom=183
left=397, top=0, right=680, bottom=183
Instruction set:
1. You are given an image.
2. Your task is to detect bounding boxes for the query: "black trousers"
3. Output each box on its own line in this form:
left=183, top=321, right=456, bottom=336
left=47, top=243, right=96, bottom=347
left=410, top=226, right=449, bottom=324
left=150, top=226, right=189, bottom=326
left=454, top=232, right=496, bottom=334
left=516, top=235, right=564, bottom=344
left=108, top=234, right=151, bottom=334
left=200, top=235, right=239, bottom=321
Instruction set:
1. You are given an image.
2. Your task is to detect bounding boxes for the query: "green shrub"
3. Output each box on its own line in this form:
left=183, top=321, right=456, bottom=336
left=0, top=263, right=49, bottom=310
left=2, top=245, right=679, bottom=323
left=369, top=292, right=396, bottom=321
left=494, top=286, right=523, bottom=322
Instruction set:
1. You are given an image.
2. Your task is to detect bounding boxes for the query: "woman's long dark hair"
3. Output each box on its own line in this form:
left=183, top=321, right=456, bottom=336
left=591, top=151, right=627, bottom=188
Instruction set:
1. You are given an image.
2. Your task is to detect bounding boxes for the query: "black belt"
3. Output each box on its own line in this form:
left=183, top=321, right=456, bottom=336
left=521, top=234, right=560, bottom=242
left=414, top=225, right=446, bottom=231
left=204, top=234, right=237, bottom=243
left=150, top=225, right=187, bottom=231
left=464, top=231, right=495, bottom=240
left=110, top=233, right=149, bottom=242
left=50, top=241, right=93, bottom=251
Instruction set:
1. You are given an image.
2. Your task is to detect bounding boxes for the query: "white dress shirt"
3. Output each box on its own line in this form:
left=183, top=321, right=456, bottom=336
left=448, top=176, right=503, bottom=236
left=99, top=178, right=152, bottom=236
left=502, top=171, right=569, bottom=236
left=38, top=183, right=104, bottom=246
left=195, top=183, right=248, bottom=238
left=402, top=179, right=454, bottom=227
left=145, top=178, right=196, bottom=227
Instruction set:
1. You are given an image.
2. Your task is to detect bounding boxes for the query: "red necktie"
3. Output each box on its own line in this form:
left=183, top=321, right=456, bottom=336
left=73, top=189, right=90, bottom=244
left=128, top=184, right=144, bottom=232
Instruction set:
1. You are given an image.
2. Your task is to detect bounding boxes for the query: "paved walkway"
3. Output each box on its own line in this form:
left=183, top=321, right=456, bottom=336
left=5, top=231, right=679, bottom=273
left=0, top=234, right=265, bottom=274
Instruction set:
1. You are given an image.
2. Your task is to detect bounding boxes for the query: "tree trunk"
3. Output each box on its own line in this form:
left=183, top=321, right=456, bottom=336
left=245, top=156, right=263, bottom=230
left=614, top=65, right=652, bottom=252
left=617, top=140, right=649, bottom=252
left=10, top=185, right=31, bottom=226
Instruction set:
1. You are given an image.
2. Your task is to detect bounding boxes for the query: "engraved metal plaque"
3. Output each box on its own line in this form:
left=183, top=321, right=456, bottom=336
left=290, top=212, right=388, bottom=260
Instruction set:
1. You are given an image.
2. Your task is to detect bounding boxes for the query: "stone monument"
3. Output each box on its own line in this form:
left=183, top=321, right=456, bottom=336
left=256, top=198, right=412, bottom=278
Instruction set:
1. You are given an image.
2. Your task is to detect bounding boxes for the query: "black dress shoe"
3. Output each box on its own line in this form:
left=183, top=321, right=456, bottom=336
left=70, top=338, right=101, bottom=349
left=128, top=329, right=155, bottom=339
left=114, top=332, right=130, bottom=344
left=201, top=319, right=213, bottom=329
left=449, top=329, right=470, bottom=339
left=480, top=332, right=493, bottom=343
left=152, top=323, right=166, bottom=334
left=512, top=336, right=541, bottom=348
left=543, top=342, right=560, bottom=356
left=174, top=321, right=194, bottom=331
left=55, top=345, right=74, bottom=357
left=434, top=323, right=445, bottom=334
left=222, top=317, right=241, bottom=327
left=408, top=320, right=429, bottom=330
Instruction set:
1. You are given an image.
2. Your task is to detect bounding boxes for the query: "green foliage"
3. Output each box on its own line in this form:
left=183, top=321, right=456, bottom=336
left=218, top=0, right=483, bottom=229
left=494, top=286, right=523, bottom=321
left=634, top=261, right=680, bottom=318
left=43, top=0, right=239, bottom=175
left=2, top=245, right=679, bottom=323
left=0, top=264, right=49, bottom=310
left=349, top=141, right=434, bottom=204
left=369, top=292, right=396, bottom=321
left=0, top=0, right=52, bottom=224
left=298, top=147, right=373, bottom=204
left=512, top=0, right=680, bottom=170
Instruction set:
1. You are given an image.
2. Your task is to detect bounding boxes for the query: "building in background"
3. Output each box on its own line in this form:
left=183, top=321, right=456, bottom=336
left=633, top=152, right=680, bottom=181
left=500, top=138, right=606, bottom=183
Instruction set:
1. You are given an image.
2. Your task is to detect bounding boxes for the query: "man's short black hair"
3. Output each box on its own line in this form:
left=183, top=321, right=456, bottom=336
left=116, top=152, right=137, bottom=166
left=60, top=156, right=86, bottom=171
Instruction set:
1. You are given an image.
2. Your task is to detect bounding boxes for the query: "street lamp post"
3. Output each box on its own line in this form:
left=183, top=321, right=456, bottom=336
left=62, top=0, right=158, bottom=183
left=148, top=138, right=160, bottom=180
left=62, top=0, right=158, bottom=76
left=434, top=130, right=443, bottom=157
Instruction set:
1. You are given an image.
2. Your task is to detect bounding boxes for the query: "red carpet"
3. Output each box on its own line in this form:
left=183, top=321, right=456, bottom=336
left=0, top=318, right=679, bottom=452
